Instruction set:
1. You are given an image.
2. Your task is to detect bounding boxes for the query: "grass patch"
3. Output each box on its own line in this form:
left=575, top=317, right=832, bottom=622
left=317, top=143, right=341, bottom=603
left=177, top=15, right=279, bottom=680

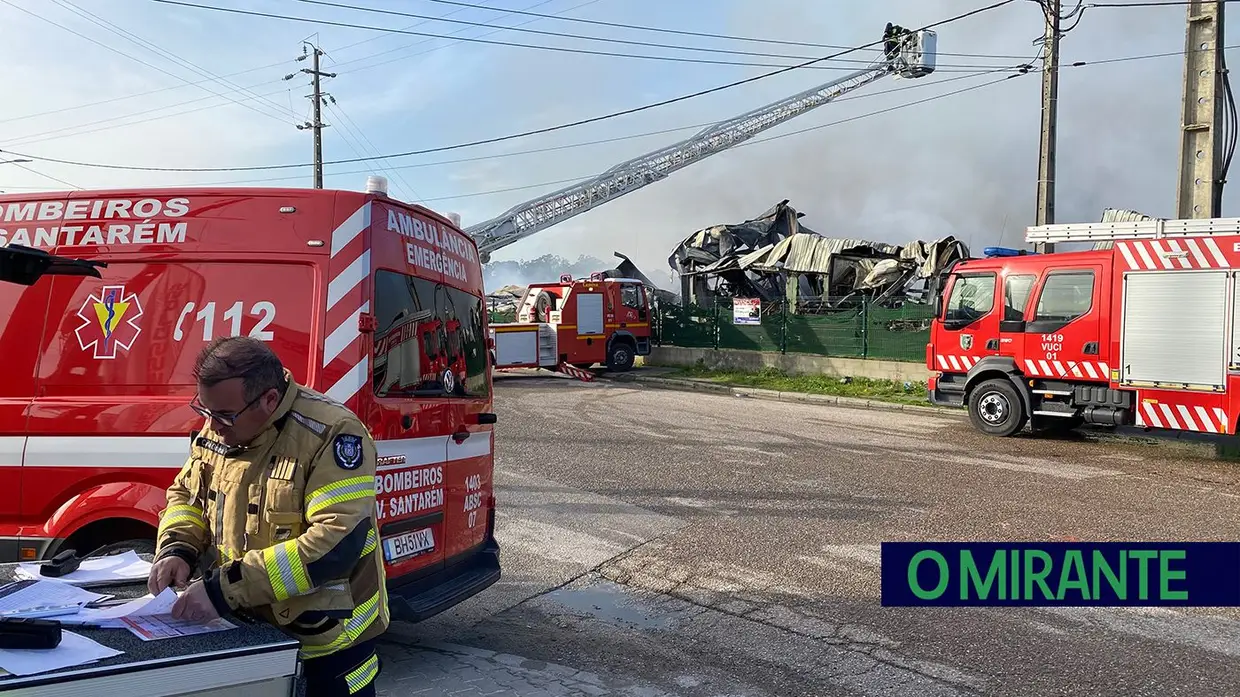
left=670, top=363, right=931, bottom=405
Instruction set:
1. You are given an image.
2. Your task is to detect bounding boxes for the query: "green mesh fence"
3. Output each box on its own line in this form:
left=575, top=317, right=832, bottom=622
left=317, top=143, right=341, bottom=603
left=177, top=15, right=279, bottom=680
left=654, top=297, right=931, bottom=363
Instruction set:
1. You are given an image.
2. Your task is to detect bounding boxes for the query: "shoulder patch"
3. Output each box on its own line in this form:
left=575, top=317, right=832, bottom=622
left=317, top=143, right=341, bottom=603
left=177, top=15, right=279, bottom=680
left=289, top=410, right=329, bottom=438
left=332, top=433, right=364, bottom=470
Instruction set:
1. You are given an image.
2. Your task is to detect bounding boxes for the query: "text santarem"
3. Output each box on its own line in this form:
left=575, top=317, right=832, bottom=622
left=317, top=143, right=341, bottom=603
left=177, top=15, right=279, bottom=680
left=0, top=197, right=192, bottom=248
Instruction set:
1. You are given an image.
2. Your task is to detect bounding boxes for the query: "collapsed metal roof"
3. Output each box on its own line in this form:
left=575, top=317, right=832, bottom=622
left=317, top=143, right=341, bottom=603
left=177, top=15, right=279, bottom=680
left=667, top=199, right=969, bottom=307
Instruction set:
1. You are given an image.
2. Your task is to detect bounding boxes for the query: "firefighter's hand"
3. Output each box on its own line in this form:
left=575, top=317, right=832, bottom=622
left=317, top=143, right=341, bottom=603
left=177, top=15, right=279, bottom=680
left=148, top=556, right=191, bottom=595
left=171, top=580, right=219, bottom=623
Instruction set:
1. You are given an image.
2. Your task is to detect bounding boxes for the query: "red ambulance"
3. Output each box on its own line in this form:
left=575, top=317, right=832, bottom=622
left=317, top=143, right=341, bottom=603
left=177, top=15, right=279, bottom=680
left=0, top=178, right=499, bottom=621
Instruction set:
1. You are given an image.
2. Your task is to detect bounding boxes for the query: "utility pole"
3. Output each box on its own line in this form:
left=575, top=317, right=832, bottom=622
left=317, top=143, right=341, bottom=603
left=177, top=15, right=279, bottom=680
left=1176, top=1, right=1226, bottom=219
left=287, top=42, right=336, bottom=188
left=1034, top=0, right=1061, bottom=254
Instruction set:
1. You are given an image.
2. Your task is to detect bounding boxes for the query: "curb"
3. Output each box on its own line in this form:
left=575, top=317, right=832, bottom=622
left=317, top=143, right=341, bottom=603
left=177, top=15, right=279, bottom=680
left=598, top=373, right=963, bottom=419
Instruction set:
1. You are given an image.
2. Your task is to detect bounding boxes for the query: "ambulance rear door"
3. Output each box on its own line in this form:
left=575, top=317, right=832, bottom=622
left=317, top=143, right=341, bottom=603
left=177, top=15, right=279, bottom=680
left=366, top=202, right=450, bottom=579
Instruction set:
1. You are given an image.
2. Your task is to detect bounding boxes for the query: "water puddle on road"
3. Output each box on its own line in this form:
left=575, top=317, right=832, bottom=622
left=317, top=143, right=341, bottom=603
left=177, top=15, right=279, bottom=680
left=545, top=581, right=678, bottom=630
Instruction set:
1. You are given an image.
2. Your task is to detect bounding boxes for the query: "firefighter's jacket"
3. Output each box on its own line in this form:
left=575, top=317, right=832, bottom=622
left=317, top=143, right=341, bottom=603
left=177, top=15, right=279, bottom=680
left=154, top=371, right=389, bottom=659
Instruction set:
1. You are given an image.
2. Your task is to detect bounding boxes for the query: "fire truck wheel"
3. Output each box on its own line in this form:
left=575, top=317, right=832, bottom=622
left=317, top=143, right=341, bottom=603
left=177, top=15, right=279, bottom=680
left=967, top=378, right=1027, bottom=437
left=606, top=341, right=636, bottom=371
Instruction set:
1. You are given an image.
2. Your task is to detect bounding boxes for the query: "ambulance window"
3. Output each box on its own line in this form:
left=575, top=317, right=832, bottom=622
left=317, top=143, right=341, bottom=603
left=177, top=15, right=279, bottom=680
left=1004, top=274, right=1036, bottom=321
left=944, top=273, right=995, bottom=325
left=372, top=269, right=490, bottom=399
left=620, top=284, right=641, bottom=309
left=1034, top=270, right=1094, bottom=324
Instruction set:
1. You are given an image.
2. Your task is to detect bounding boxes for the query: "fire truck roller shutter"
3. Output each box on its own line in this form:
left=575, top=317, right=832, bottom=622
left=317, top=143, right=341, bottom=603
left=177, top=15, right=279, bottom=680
left=962, top=355, right=1034, bottom=437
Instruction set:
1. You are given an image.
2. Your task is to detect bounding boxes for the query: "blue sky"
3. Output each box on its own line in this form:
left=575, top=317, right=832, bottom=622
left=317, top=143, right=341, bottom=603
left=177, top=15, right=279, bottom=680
left=0, top=0, right=1229, bottom=284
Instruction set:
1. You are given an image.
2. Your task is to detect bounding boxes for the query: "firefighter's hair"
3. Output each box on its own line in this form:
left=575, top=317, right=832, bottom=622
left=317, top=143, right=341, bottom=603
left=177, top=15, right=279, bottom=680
left=193, top=336, right=288, bottom=401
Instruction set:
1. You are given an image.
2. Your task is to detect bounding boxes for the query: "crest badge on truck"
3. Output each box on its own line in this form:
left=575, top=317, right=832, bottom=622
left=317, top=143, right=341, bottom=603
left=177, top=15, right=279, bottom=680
left=959, top=334, right=973, bottom=351
left=74, top=284, right=145, bottom=359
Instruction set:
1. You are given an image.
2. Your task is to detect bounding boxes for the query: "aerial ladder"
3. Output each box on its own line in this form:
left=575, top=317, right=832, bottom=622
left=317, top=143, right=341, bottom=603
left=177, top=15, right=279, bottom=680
left=464, top=23, right=938, bottom=263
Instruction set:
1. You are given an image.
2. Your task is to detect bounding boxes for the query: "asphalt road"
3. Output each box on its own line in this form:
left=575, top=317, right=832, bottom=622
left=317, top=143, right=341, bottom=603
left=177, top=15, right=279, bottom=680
left=377, top=375, right=1240, bottom=697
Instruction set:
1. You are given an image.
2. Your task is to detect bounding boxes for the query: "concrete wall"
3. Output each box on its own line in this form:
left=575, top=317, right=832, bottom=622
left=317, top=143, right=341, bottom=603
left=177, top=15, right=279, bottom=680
left=646, top=346, right=932, bottom=383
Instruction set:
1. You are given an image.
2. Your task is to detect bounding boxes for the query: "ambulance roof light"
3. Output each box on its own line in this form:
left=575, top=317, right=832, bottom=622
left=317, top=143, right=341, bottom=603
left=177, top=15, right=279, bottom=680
left=983, top=246, right=1034, bottom=257
left=366, top=175, right=389, bottom=196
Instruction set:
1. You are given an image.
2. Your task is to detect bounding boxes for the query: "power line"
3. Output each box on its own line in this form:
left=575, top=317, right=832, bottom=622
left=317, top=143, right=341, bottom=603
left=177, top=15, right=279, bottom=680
left=0, top=71, right=995, bottom=190
left=0, top=0, right=297, bottom=127
left=1086, top=0, right=1240, bottom=6
left=8, top=162, right=79, bottom=190
left=0, top=0, right=595, bottom=127
left=1, top=37, right=1225, bottom=172
left=290, top=0, right=1021, bottom=69
left=403, top=72, right=1032, bottom=203
left=0, top=0, right=603, bottom=148
left=3, top=0, right=1023, bottom=173
left=152, top=69, right=1018, bottom=187
left=1, top=35, right=1210, bottom=151
left=410, top=0, right=1036, bottom=59
left=49, top=0, right=301, bottom=122
left=147, top=0, right=1019, bottom=73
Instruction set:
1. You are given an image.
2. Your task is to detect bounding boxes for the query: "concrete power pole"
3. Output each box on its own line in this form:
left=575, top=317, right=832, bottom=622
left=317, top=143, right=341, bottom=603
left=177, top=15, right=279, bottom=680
left=1034, top=0, right=1061, bottom=254
left=1176, top=1, right=1227, bottom=219
left=291, top=42, right=336, bottom=189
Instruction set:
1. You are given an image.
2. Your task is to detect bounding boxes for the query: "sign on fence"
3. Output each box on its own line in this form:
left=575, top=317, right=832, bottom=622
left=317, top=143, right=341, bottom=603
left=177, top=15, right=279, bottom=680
left=733, top=298, right=761, bottom=325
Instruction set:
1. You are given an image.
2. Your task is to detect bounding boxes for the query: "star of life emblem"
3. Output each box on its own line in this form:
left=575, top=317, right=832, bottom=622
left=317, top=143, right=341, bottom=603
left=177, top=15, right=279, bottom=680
left=74, top=284, right=144, bottom=359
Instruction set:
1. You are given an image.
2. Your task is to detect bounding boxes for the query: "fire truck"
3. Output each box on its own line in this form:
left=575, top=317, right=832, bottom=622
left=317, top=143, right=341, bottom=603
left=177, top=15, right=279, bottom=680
left=0, top=177, right=500, bottom=622
left=927, top=215, right=1240, bottom=439
left=490, top=272, right=653, bottom=380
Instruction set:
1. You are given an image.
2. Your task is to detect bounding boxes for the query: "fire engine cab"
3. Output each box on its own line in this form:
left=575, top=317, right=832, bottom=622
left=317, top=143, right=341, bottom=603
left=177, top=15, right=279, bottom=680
left=0, top=177, right=500, bottom=622
left=928, top=216, right=1240, bottom=438
left=490, top=272, right=653, bottom=379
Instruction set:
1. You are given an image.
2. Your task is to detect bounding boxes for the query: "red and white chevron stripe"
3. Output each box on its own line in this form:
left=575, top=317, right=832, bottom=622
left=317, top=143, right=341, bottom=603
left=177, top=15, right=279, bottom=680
left=321, top=202, right=374, bottom=410
left=557, top=362, right=595, bottom=382
left=1135, top=402, right=1229, bottom=434
left=1023, top=359, right=1110, bottom=380
left=1115, top=238, right=1232, bottom=271
left=934, top=354, right=978, bottom=372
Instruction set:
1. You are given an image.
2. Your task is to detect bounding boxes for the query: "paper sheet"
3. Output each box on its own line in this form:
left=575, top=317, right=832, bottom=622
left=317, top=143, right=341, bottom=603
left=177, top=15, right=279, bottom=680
left=55, top=588, right=179, bottom=627
left=120, top=615, right=236, bottom=641
left=0, top=580, right=109, bottom=617
left=13, top=551, right=151, bottom=587
left=0, top=630, right=123, bottom=676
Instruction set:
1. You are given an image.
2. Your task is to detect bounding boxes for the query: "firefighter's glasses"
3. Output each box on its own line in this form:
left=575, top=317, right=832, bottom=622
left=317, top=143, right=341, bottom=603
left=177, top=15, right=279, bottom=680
left=189, top=393, right=263, bottom=427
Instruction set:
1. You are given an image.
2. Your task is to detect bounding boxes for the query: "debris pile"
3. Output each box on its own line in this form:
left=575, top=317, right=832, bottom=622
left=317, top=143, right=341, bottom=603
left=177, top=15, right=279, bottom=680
left=667, top=200, right=969, bottom=309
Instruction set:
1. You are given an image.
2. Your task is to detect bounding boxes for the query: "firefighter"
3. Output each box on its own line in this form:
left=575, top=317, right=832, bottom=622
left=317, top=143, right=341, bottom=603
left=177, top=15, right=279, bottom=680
left=147, top=336, right=389, bottom=697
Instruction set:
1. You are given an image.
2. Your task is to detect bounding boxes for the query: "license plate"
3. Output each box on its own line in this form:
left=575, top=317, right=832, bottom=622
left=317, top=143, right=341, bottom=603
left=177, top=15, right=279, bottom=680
left=382, top=528, right=435, bottom=563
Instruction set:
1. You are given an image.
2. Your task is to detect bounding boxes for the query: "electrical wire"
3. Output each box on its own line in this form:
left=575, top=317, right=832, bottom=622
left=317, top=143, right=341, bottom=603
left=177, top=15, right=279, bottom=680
left=398, top=72, right=1032, bottom=204
left=288, top=0, right=1020, bottom=69
left=93, top=69, right=1018, bottom=188
left=410, top=0, right=1037, bottom=59
left=7, top=162, right=79, bottom=190
left=0, top=0, right=584, bottom=127
left=0, top=0, right=297, bottom=127
left=147, top=0, right=1019, bottom=73
left=0, top=0, right=1028, bottom=172
left=0, top=0, right=610, bottom=146
left=1086, top=0, right=1240, bottom=6
left=1, top=39, right=1229, bottom=179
